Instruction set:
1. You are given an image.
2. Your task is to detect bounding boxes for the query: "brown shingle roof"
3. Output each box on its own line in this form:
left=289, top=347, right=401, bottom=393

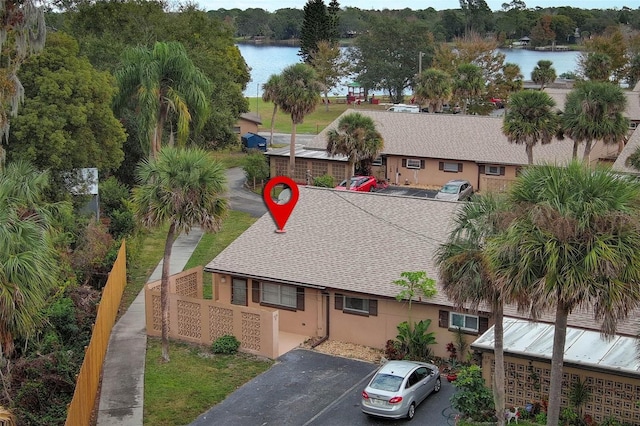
left=239, top=112, right=262, bottom=125
left=303, top=109, right=582, bottom=166
left=205, top=186, right=638, bottom=336
left=544, top=87, right=640, bottom=121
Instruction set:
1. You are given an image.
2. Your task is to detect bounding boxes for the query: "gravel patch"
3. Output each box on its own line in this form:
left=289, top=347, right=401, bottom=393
left=302, top=339, right=384, bottom=364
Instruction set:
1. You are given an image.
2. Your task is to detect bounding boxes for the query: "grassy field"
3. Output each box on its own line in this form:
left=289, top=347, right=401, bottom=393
left=249, top=96, right=389, bottom=134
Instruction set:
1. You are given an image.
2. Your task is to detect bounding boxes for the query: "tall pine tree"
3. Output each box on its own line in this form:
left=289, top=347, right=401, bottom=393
left=300, top=0, right=340, bottom=63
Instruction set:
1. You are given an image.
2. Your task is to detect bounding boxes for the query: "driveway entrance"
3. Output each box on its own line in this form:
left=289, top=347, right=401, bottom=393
left=190, top=349, right=458, bottom=426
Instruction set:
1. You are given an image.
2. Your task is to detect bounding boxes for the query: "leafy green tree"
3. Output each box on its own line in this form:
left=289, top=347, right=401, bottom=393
left=502, top=90, right=560, bottom=165
left=276, top=63, right=322, bottom=177
left=494, top=62, right=523, bottom=101
left=582, top=29, right=627, bottom=83
left=530, top=15, right=556, bottom=47
left=451, top=365, right=495, bottom=422
left=7, top=32, right=126, bottom=195
left=531, top=59, right=557, bottom=89
left=326, top=112, right=384, bottom=189
left=350, top=15, right=435, bottom=103
left=310, top=40, right=350, bottom=111
left=114, top=41, right=212, bottom=159
left=393, top=271, right=437, bottom=325
left=299, top=0, right=333, bottom=63
left=0, top=161, right=60, bottom=360
left=242, top=152, right=269, bottom=190
left=562, top=81, right=629, bottom=161
left=415, top=68, right=453, bottom=113
left=453, top=63, right=485, bottom=114
left=487, top=162, right=640, bottom=426
left=327, top=0, right=341, bottom=40
left=262, top=74, right=284, bottom=147
left=0, top=0, right=46, bottom=167
left=269, top=8, right=304, bottom=40
left=459, top=0, right=492, bottom=35
left=133, top=147, right=228, bottom=361
left=625, top=53, right=640, bottom=89
left=582, top=52, right=613, bottom=81
left=435, top=194, right=511, bottom=426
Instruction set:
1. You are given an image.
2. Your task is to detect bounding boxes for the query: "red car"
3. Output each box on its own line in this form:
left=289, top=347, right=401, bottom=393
left=335, top=175, right=380, bottom=192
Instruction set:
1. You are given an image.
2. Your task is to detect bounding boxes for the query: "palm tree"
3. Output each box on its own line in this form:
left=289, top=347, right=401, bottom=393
left=114, top=41, right=212, bottom=159
left=0, top=161, right=59, bottom=360
left=435, top=194, right=512, bottom=426
left=486, top=162, right=640, bottom=426
left=453, top=63, right=484, bottom=114
left=414, top=68, right=453, bottom=113
left=133, top=146, right=228, bottom=362
left=583, top=52, right=613, bottom=82
left=262, top=74, right=284, bottom=147
left=502, top=90, right=560, bottom=165
left=562, top=81, right=629, bottom=161
left=326, top=112, right=384, bottom=188
left=531, top=60, right=556, bottom=89
left=276, top=63, right=322, bottom=178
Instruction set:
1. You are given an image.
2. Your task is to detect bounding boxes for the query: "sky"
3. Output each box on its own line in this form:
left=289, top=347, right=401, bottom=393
left=199, top=1, right=634, bottom=12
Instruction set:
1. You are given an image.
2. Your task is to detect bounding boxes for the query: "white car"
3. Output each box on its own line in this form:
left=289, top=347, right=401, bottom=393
left=361, top=360, right=441, bottom=420
left=434, top=179, right=474, bottom=201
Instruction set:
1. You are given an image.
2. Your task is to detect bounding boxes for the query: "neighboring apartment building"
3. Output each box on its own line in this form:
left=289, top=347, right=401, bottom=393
left=268, top=110, right=617, bottom=191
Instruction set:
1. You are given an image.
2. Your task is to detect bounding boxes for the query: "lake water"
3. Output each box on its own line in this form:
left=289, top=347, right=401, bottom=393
left=238, top=43, right=581, bottom=97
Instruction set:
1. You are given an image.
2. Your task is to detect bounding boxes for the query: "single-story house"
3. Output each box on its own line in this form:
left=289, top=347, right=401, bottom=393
left=270, top=110, right=618, bottom=191
left=200, top=186, right=639, bottom=422
left=235, top=112, right=262, bottom=136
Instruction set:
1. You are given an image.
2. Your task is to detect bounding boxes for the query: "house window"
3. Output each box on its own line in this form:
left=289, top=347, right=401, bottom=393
left=334, top=293, right=378, bottom=316
left=344, top=296, right=369, bottom=314
left=406, top=158, right=421, bottom=169
left=450, top=312, right=479, bottom=332
left=233, top=126, right=241, bottom=134
left=231, top=278, right=247, bottom=306
left=261, top=282, right=297, bottom=309
left=372, top=156, right=383, bottom=166
left=486, top=165, right=502, bottom=176
left=440, top=161, right=463, bottom=173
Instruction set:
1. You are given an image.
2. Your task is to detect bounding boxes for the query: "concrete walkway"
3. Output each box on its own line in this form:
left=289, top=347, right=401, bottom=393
left=96, top=228, right=204, bottom=426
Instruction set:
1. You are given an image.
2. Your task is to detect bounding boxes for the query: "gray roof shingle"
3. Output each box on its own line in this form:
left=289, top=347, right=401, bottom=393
left=301, top=109, right=616, bottom=166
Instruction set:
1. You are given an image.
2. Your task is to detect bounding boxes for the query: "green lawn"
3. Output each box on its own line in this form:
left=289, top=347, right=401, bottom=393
left=143, top=338, right=272, bottom=426
left=249, top=96, right=388, bottom=134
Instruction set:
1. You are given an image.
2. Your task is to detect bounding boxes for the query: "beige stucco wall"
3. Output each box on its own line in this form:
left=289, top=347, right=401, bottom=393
left=213, top=273, right=485, bottom=360
left=479, top=352, right=640, bottom=424
left=236, top=118, right=259, bottom=135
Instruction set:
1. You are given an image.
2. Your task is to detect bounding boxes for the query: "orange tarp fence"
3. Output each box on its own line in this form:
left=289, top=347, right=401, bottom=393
left=65, top=240, right=127, bottom=426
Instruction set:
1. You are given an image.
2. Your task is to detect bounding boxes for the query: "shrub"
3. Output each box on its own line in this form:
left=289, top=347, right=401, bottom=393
left=384, top=339, right=403, bottom=360
left=395, top=319, right=436, bottom=361
left=450, top=365, right=495, bottom=422
left=313, top=174, right=334, bottom=188
left=534, top=412, right=547, bottom=424
left=212, top=335, right=240, bottom=354
left=242, top=152, right=269, bottom=189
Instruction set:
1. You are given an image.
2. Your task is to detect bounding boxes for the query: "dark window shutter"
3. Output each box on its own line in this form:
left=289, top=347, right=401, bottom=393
left=500, top=166, right=506, bottom=176
left=458, top=163, right=463, bottom=172
left=402, top=159, right=407, bottom=167
left=479, top=316, right=489, bottom=335
left=439, top=162, right=444, bottom=170
left=252, top=282, right=260, bottom=303
left=479, top=165, right=485, bottom=174
left=438, top=310, right=449, bottom=328
left=369, top=300, right=378, bottom=316
left=420, top=160, right=425, bottom=169
left=335, top=293, right=343, bottom=310
left=296, top=287, right=305, bottom=311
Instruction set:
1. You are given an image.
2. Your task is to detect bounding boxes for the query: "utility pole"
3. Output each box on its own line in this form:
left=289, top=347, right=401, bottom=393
left=418, top=52, right=425, bottom=75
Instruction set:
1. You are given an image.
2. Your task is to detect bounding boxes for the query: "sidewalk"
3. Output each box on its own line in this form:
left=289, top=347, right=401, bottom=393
left=96, top=228, right=204, bottom=426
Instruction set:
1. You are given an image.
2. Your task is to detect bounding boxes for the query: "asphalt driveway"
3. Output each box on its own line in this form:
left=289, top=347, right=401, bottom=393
left=189, top=349, right=458, bottom=426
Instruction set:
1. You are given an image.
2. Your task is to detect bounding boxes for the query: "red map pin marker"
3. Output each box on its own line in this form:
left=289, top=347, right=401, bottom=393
left=263, top=176, right=299, bottom=233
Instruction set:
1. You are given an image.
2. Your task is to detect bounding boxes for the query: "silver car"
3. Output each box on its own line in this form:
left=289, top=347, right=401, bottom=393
left=434, top=179, right=474, bottom=201
left=361, top=360, right=441, bottom=420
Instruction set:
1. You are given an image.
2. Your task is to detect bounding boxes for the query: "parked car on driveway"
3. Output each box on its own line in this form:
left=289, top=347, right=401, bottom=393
left=434, top=179, right=474, bottom=201
left=361, top=360, right=441, bottom=420
left=335, top=175, right=379, bottom=192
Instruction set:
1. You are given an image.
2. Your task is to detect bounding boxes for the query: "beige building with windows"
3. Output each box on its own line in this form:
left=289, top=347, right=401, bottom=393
left=269, top=110, right=617, bottom=191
